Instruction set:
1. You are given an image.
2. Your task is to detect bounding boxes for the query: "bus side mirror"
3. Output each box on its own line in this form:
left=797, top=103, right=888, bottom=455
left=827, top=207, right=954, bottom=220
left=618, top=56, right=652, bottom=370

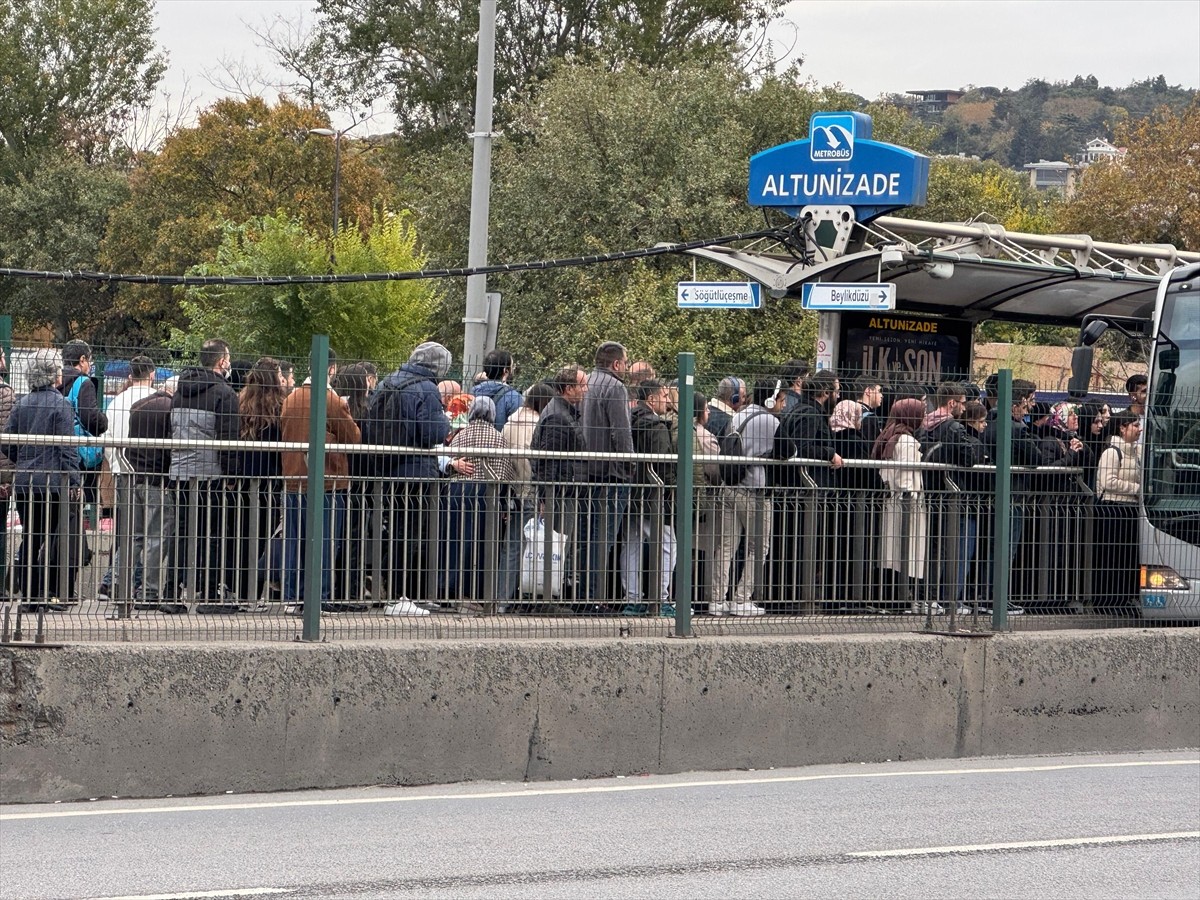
left=1068, top=346, right=1093, bottom=398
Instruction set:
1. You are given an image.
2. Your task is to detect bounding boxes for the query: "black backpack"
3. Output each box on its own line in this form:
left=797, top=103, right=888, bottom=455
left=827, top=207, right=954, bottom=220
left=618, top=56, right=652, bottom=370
left=717, top=410, right=768, bottom=486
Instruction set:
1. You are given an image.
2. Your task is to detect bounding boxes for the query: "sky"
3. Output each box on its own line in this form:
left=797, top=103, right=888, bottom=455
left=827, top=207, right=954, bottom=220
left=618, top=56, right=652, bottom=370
left=153, top=0, right=1200, bottom=133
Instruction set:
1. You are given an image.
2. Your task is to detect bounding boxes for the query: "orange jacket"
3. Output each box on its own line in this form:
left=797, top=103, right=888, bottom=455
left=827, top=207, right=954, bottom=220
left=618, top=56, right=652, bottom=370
left=280, top=385, right=361, bottom=492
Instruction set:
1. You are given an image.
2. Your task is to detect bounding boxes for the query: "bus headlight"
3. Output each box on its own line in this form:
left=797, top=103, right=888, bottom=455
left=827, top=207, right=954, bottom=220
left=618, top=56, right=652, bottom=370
left=1140, top=566, right=1190, bottom=591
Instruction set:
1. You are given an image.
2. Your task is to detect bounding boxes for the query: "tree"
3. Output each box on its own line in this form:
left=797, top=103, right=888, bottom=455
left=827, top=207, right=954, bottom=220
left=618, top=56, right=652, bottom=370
left=901, top=156, right=1058, bottom=232
left=176, top=209, right=437, bottom=363
left=1055, top=103, right=1200, bottom=251
left=0, top=153, right=129, bottom=341
left=398, top=60, right=924, bottom=371
left=0, top=0, right=165, bottom=178
left=310, top=0, right=786, bottom=149
left=102, top=96, right=393, bottom=338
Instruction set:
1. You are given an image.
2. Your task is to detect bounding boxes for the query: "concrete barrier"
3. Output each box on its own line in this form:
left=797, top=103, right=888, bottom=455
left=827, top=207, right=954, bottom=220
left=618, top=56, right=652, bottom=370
left=2, top=629, right=1197, bottom=804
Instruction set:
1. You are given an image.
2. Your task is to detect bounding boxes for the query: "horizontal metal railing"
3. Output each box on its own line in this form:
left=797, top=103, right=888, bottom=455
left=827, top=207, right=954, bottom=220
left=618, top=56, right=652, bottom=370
left=0, top=429, right=1156, bottom=643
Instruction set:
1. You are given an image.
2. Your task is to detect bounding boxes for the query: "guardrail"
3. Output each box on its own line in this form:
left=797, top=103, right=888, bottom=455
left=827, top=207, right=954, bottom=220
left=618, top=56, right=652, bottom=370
left=1, top=435, right=1140, bottom=644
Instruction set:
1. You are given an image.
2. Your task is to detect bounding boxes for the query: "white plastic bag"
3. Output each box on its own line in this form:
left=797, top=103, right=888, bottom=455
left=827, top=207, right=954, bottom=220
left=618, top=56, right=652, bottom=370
left=519, top=516, right=565, bottom=597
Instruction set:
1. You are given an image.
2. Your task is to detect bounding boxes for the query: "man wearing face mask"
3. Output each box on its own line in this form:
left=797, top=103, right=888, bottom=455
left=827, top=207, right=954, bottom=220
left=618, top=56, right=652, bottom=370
left=166, top=338, right=241, bottom=612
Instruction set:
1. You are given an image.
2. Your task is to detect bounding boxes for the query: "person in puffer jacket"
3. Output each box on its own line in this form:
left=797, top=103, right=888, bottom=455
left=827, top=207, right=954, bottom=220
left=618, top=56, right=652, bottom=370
left=166, top=339, right=240, bottom=611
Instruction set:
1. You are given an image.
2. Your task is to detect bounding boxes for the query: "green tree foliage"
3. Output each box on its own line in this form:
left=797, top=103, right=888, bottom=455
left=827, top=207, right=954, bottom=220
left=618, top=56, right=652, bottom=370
left=901, top=156, right=1057, bottom=232
left=102, top=97, right=392, bottom=338
left=400, top=61, right=919, bottom=371
left=930, top=76, right=1194, bottom=167
left=1055, top=103, right=1200, bottom=251
left=311, top=0, right=786, bottom=150
left=0, top=0, right=165, bottom=178
left=176, top=209, right=436, bottom=363
left=0, top=153, right=129, bottom=341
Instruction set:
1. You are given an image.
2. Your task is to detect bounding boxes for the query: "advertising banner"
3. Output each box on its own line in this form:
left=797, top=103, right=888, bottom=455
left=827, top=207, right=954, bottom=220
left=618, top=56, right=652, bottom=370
left=838, top=312, right=973, bottom=385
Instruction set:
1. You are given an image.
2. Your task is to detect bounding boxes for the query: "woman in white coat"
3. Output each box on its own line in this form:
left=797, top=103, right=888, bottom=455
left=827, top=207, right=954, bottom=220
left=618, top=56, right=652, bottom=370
left=870, top=398, right=936, bottom=614
left=1093, top=409, right=1142, bottom=611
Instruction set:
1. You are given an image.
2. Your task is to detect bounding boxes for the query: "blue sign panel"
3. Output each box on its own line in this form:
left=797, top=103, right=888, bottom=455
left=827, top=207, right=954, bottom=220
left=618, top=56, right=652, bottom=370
left=748, top=111, right=929, bottom=221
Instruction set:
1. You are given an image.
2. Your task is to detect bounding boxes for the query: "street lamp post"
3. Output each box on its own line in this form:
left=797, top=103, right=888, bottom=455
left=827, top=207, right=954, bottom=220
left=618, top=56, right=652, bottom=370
left=309, top=127, right=342, bottom=239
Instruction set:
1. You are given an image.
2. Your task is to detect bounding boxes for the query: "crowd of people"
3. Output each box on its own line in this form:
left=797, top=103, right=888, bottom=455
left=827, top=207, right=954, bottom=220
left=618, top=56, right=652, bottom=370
left=0, top=338, right=1148, bottom=618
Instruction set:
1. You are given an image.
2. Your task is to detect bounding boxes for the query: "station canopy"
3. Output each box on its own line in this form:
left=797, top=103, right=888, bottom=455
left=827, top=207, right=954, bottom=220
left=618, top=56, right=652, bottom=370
left=687, top=215, right=1200, bottom=327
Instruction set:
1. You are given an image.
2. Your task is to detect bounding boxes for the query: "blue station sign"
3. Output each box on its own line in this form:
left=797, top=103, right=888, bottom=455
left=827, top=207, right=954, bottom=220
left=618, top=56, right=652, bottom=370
left=748, top=112, right=929, bottom=221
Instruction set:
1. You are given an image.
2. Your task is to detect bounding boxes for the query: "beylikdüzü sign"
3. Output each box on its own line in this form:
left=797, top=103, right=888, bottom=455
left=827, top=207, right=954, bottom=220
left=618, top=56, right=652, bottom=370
left=748, top=112, right=929, bottom=221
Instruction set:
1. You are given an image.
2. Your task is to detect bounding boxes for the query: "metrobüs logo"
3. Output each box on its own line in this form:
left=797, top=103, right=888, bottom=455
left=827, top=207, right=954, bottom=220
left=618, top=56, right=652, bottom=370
left=810, top=114, right=855, bottom=162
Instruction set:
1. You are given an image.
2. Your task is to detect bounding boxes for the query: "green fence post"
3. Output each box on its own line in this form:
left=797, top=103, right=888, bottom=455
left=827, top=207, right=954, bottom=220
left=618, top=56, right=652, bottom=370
left=302, top=336, right=330, bottom=642
left=0, top=315, right=9, bottom=592
left=992, top=370, right=1013, bottom=631
left=674, top=353, right=695, bottom=638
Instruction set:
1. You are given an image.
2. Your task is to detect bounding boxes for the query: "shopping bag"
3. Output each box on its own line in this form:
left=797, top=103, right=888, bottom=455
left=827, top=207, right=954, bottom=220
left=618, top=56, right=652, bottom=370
left=519, top=516, right=565, bottom=597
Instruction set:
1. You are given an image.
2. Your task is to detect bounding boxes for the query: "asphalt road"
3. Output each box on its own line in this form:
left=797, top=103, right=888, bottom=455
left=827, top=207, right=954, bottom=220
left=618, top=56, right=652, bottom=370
left=2, top=751, right=1197, bottom=900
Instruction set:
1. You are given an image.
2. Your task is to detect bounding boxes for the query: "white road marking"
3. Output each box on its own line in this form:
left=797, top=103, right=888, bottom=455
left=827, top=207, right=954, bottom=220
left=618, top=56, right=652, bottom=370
left=849, top=831, right=1200, bottom=858
left=89, top=890, right=292, bottom=900
left=2, top=758, right=1195, bottom=822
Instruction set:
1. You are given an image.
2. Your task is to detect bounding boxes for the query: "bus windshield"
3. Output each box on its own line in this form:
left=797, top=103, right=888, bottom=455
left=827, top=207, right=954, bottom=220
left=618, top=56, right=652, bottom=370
left=1145, top=280, right=1200, bottom=546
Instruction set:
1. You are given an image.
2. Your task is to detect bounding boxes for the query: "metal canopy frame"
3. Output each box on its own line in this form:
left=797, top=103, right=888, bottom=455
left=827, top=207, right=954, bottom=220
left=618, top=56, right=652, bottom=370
left=686, top=215, right=1199, bottom=327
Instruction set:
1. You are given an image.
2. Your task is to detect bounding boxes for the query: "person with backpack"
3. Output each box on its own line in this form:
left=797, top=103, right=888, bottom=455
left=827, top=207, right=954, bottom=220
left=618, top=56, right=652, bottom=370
left=471, top=349, right=522, bottom=431
left=58, top=340, right=106, bottom=581
left=59, top=339, right=108, bottom=445
left=707, top=377, right=782, bottom=617
left=361, top=341, right=453, bottom=615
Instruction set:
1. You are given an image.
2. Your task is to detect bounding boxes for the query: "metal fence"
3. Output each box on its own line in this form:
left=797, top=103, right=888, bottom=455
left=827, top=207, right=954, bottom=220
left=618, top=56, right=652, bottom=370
left=0, top=432, right=1153, bottom=644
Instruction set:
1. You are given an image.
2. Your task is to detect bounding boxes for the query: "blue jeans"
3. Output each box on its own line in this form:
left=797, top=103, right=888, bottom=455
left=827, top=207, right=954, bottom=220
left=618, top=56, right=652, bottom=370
left=282, top=491, right=346, bottom=602
left=956, top=516, right=978, bottom=603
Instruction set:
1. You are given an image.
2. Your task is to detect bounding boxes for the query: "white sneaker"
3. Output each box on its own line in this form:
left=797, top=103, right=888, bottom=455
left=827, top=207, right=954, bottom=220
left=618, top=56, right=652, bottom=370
left=706, top=602, right=727, bottom=617
left=907, top=600, right=945, bottom=615
left=729, top=601, right=766, bottom=617
left=385, top=598, right=431, bottom=617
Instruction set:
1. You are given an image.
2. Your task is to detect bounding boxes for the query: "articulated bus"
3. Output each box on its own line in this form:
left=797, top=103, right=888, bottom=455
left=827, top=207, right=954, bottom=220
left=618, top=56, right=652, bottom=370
left=1139, top=263, right=1200, bottom=619
left=1068, top=262, right=1199, bottom=620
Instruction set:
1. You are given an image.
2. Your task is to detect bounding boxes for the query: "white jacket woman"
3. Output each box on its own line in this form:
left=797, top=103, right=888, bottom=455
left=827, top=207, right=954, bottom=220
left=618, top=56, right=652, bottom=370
left=1096, top=416, right=1143, bottom=503
left=871, top=398, right=929, bottom=583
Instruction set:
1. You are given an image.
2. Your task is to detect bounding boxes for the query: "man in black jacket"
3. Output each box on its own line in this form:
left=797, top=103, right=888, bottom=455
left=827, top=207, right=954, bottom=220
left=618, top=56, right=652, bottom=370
left=530, top=365, right=587, bottom=597
left=980, top=378, right=1040, bottom=610
left=770, top=370, right=844, bottom=609
left=916, top=382, right=980, bottom=607
left=59, top=339, right=108, bottom=439
left=127, top=378, right=178, bottom=610
left=621, top=380, right=676, bottom=615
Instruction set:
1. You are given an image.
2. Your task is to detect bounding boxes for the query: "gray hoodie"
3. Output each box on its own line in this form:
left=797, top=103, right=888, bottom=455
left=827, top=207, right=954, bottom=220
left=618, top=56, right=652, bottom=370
left=728, top=404, right=779, bottom=489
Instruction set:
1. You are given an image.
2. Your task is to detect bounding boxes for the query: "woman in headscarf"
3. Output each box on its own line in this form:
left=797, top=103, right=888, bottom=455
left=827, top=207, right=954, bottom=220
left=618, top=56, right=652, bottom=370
left=870, top=398, right=937, bottom=614
left=1075, top=400, right=1112, bottom=491
left=438, top=396, right=515, bottom=605
left=1038, top=401, right=1092, bottom=469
